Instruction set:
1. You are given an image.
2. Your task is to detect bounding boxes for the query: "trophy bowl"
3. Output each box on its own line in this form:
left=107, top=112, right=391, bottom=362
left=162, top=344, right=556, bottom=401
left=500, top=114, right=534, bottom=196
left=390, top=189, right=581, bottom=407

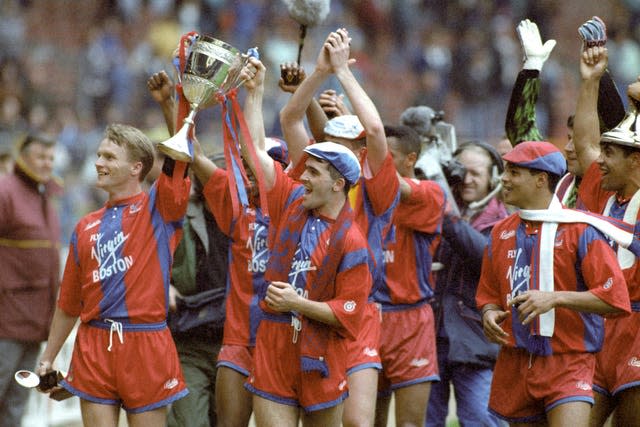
left=157, top=35, right=251, bottom=162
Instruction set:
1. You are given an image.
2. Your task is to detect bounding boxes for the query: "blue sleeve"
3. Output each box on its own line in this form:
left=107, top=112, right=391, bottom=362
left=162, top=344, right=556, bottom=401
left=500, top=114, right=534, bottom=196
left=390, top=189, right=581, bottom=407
left=441, top=213, right=489, bottom=271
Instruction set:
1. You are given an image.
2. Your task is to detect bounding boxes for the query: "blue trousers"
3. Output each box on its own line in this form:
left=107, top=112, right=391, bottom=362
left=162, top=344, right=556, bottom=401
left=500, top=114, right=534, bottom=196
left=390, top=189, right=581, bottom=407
left=426, top=339, right=503, bottom=427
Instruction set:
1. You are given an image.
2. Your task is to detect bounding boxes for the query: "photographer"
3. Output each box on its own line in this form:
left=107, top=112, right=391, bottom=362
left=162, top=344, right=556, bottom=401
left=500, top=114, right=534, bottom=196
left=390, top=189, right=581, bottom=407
left=426, top=141, right=508, bottom=427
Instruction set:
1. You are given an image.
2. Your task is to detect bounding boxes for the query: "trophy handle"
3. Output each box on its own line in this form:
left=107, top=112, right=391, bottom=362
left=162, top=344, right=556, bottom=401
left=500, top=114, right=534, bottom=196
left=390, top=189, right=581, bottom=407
left=157, top=108, right=197, bottom=162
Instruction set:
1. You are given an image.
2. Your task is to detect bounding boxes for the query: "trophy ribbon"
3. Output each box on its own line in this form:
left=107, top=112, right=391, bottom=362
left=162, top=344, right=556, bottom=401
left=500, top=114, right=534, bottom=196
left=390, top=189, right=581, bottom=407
left=218, top=88, right=270, bottom=221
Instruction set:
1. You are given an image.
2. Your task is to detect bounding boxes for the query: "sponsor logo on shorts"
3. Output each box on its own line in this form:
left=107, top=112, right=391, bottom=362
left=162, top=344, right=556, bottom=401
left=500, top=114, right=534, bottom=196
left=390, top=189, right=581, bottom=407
left=363, top=347, right=378, bottom=357
left=575, top=380, right=592, bottom=391
left=344, top=301, right=356, bottom=312
left=164, top=378, right=179, bottom=390
left=603, top=277, right=613, bottom=290
left=500, top=230, right=515, bottom=240
left=629, top=357, right=640, bottom=367
left=338, top=380, right=347, bottom=391
left=410, top=358, right=430, bottom=367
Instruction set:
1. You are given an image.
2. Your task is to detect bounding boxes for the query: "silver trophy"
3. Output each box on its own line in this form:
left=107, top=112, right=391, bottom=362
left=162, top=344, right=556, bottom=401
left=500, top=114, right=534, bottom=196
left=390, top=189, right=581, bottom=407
left=157, top=35, right=252, bottom=162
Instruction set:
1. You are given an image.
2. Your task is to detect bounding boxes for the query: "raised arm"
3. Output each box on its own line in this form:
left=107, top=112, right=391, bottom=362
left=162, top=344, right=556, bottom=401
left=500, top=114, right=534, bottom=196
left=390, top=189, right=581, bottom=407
left=279, top=43, right=334, bottom=166
left=240, top=57, right=276, bottom=189
left=505, top=19, right=555, bottom=146
left=328, top=28, right=387, bottom=174
left=147, top=71, right=176, bottom=136
left=573, top=46, right=608, bottom=171
left=279, top=62, right=330, bottom=144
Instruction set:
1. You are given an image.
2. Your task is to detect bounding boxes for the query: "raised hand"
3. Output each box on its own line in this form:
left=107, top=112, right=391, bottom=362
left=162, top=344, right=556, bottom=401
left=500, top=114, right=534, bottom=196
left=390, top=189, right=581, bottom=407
left=325, top=28, right=355, bottom=73
left=278, top=62, right=306, bottom=93
left=578, top=16, right=607, bottom=49
left=580, top=46, right=608, bottom=81
left=240, top=57, right=266, bottom=92
left=147, top=71, right=174, bottom=104
left=318, top=89, right=350, bottom=118
left=516, top=19, right=556, bottom=71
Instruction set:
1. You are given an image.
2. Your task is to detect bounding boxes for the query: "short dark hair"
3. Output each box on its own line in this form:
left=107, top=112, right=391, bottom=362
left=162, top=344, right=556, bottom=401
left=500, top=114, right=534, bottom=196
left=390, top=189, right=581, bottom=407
left=601, top=141, right=640, bottom=158
left=327, top=160, right=351, bottom=196
left=384, top=124, right=421, bottom=157
left=19, top=133, right=56, bottom=154
left=529, top=168, right=563, bottom=193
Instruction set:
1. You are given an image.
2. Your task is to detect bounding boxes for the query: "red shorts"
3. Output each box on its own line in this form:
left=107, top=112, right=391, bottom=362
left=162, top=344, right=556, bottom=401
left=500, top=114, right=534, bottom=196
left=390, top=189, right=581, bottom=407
left=378, top=304, right=439, bottom=395
left=489, top=347, right=595, bottom=423
left=217, top=344, right=254, bottom=376
left=593, top=311, right=640, bottom=396
left=345, top=302, right=382, bottom=374
left=61, top=321, right=187, bottom=413
left=246, top=319, right=348, bottom=412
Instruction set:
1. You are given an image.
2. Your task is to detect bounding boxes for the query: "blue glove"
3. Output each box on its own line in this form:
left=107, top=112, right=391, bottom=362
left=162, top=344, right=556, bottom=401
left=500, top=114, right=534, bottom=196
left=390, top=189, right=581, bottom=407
left=579, top=16, right=607, bottom=48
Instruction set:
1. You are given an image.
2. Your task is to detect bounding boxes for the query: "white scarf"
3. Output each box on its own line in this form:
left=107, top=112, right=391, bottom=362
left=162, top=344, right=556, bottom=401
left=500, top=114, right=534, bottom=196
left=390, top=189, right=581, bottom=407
left=602, top=190, right=640, bottom=269
left=519, top=196, right=637, bottom=337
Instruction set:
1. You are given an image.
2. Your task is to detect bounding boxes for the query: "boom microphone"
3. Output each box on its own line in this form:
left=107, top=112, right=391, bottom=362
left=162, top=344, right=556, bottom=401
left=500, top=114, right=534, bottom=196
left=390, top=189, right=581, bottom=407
left=283, top=0, right=331, bottom=64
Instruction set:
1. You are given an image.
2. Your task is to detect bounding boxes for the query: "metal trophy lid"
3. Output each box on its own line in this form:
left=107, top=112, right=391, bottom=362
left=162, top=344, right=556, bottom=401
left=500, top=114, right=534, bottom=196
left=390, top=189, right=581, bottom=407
left=14, top=370, right=39, bottom=388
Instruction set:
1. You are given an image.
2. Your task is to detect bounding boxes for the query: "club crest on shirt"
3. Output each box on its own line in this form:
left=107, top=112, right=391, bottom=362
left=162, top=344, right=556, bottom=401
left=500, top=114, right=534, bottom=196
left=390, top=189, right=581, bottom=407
left=343, top=301, right=356, bottom=312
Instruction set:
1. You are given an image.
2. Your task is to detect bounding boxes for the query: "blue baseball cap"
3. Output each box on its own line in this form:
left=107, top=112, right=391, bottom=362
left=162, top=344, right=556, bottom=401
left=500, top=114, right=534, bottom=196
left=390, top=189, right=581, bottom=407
left=303, top=142, right=361, bottom=186
left=265, top=137, right=289, bottom=166
left=502, top=140, right=567, bottom=176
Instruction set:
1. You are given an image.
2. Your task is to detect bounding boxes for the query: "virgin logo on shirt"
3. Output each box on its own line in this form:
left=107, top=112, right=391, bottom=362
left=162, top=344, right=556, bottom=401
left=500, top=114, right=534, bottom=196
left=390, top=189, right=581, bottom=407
left=506, top=247, right=530, bottom=297
left=90, top=231, right=134, bottom=283
left=288, top=247, right=317, bottom=287
left=246, top=222, right=268, bottom=273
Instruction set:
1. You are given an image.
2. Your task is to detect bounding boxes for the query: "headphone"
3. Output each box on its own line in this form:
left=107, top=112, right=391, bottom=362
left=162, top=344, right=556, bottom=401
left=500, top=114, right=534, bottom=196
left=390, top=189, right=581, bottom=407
left=454, top=140, right=504, bottom=190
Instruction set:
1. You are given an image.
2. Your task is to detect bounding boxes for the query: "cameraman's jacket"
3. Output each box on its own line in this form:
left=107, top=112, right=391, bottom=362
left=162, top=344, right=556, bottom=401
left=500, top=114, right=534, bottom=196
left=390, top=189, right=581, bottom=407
left=432, top=196, right=507, bottom=368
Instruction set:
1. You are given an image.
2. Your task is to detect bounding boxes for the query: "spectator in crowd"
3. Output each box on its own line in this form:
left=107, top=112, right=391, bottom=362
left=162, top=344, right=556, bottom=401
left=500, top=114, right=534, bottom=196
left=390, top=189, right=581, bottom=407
left=477, top=140, right=631, bottom=425
left=0, top=133, right=61, bottom=427
left=37, top=123, right=190, bottom=427
left=427, top=140, right=508, bottom=427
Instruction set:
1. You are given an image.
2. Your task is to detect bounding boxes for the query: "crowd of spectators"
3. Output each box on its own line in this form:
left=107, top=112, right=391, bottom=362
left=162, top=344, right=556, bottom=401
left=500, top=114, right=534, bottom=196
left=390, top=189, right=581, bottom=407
left=1, top=0, right=640, bottom=239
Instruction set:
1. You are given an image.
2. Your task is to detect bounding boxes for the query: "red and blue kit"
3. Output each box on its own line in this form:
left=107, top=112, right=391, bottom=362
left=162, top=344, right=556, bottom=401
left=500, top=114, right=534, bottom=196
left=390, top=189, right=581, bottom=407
left=477, top=214, right=630, bottom=422
left=376, top=178, right=445, bottom=392
left=378, top=178, right=446, bottom=308
left=477, top=214, right=630, bottom=355
left=349, top=153, right=400, bottom=293
left=580, top=161, right=640, bottom=397
left=203, top=168, right=269, bottom=354
left=57, top=172, right=190, bottom=411
left=246, top=164, right=372, bottom=411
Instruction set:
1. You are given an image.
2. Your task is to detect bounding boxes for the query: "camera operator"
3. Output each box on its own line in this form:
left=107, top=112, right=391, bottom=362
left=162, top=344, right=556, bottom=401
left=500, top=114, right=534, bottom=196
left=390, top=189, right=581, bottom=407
left=426, top=141, right=509, bottom=427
